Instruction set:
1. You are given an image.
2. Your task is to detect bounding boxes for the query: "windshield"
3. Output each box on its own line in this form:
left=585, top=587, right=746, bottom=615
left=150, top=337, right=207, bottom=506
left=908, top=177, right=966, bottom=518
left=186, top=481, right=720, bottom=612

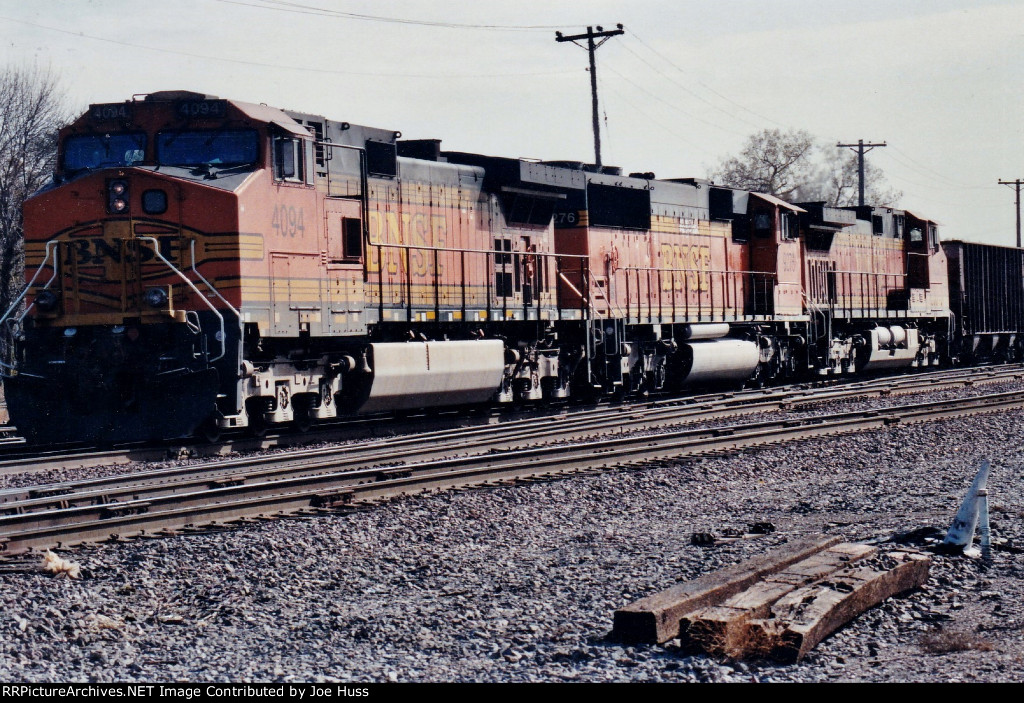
left=63, top=133, right=146, bottom=171
left=156, top=129, right=258, bottom=167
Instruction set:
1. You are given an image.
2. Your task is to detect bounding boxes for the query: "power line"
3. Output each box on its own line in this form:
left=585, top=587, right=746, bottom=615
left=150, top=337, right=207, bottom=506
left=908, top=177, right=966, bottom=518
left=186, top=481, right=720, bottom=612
left=878, top=151, right=996, bottom=192
left=600, top=81, right=715, bottom=158
left=888, top=145, right=983, bottom=189
left=624, top=28, right=788, bottom=129
left=0, top=15, right=575, bottom=79
left=613, top=40, right=763, bottom=131
left=601, top=64, right=747, bottom=137
left=211, top=0, right=562, bottom=31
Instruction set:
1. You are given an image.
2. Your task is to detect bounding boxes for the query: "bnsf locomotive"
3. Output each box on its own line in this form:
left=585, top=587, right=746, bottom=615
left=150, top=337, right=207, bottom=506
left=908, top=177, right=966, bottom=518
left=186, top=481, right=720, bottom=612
left=0, top=91, right=1017, bottom=444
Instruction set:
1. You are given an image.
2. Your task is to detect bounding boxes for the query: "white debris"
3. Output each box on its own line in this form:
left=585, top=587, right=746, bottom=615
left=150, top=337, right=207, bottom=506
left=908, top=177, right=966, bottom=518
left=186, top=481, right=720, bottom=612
left=41, top=550, right=81, bottom=579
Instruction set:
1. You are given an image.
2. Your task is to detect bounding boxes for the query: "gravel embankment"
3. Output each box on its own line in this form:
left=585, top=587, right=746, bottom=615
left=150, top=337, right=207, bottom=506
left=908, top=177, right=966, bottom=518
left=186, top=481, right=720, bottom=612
left=1, top=387, right=1023, bottom=682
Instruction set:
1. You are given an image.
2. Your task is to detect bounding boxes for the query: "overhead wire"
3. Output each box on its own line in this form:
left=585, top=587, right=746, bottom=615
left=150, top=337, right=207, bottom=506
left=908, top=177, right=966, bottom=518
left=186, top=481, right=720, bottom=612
left=0, top=15, right=575, bottom=79
left=601, top=62, right=749, bottom=138
left=598, top=80, right=717, bottom=159
left=624, top=28, right=789, bottom=129
left=613, top=40, right=765, bottom=131
left=211, top=0, right=563, bottom=31
left=622, top=27, right=1002, bottom=203
left=888, top=144, right=993, bottom=190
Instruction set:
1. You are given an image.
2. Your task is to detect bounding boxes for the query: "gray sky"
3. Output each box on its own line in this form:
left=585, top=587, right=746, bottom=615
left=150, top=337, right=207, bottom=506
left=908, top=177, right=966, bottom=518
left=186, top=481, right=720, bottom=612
left=2, top=0, right=1022, bottom=244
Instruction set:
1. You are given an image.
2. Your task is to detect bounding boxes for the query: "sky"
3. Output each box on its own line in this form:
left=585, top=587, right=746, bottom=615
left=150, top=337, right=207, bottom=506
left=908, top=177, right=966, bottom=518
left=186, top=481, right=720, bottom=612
left=1, top=0, right=1022, bottom=245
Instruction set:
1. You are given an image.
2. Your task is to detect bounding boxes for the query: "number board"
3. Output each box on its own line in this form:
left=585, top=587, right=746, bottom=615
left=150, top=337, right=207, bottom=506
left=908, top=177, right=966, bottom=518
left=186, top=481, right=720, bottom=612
left=176, top=99, right=228, bottom=120
left=88, top=103, right=134, bottom=121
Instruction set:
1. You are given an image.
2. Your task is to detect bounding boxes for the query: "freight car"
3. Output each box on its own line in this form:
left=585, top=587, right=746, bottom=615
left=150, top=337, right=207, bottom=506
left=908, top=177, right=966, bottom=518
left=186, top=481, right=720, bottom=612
left=943, top=240, right=1024, bottom=363
left=0, top=92, right=971, bottom=444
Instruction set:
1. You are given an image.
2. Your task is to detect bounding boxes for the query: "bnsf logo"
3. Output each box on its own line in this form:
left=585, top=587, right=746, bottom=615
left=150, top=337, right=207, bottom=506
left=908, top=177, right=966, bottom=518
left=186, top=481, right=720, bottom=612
left=68, top=236, right=178, bottom=265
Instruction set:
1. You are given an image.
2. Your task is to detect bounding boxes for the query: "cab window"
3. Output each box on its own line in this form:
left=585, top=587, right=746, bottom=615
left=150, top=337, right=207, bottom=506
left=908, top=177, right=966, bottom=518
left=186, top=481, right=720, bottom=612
left=63, top=132, right=146, bottom=171
left=274, top=135, right=305, bottom=183
left=156, top=129, right=258, bottom=167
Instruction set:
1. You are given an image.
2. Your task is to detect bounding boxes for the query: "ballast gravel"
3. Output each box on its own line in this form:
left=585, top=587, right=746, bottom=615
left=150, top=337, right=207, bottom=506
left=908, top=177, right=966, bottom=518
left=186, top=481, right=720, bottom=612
left=2, top=386, right=1024, bottom=682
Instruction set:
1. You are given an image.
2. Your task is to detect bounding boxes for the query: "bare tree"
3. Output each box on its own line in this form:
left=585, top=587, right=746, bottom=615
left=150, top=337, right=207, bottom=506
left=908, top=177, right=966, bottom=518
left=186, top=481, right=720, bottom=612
left=0, top=64, right=70, bottom=350
left=711, top=129, right=821, bottom=202
left=711, top=128, right=901, bottom=207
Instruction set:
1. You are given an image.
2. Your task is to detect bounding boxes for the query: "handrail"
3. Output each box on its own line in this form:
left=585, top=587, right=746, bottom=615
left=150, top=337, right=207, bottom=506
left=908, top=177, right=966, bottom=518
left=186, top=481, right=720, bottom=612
left=137, top=237, right=228, bottom=363
left=0, top=240, right=60, bottom=372
left=557, top=271, right=584, bottom=299
left=619, top=265, right=778, bottom=277
left=369, top=241, right=591, bottom=319
left=369, top=239, right=589, bottom=261
left=188, top=239, right=239, bottom=317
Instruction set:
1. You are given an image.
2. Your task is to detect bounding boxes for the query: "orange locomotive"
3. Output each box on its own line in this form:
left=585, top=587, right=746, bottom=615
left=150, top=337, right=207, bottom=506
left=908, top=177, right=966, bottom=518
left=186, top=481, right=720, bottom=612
left=1, top=92, right=952, bottom=444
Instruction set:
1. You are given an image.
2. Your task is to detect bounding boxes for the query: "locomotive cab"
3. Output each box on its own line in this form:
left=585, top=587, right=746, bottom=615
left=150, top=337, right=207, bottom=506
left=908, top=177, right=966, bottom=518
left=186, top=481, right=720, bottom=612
left=1, top=91, right=285, bottom=443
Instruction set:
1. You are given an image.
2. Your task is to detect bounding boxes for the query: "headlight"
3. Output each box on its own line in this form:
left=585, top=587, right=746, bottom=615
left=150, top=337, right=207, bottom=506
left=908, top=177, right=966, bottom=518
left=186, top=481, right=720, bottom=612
left=144, top=287, right=168, bottom=308
left=107, top=179, right=129, bottom=213
left=35, top=289, right=59, bottom=311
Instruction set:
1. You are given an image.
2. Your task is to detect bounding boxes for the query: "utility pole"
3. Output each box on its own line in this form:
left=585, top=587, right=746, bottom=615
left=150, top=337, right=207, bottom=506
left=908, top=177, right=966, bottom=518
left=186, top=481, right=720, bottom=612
left=556, top=23, right=624, bottom=169
left=837, top=139, right=887, bottom=207
left=998, top=179, right=1023, bottom=248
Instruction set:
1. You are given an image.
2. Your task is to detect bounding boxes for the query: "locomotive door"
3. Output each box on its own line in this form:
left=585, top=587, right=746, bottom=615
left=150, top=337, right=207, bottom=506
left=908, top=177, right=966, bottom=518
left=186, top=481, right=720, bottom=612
left=323, top=198, right=365, bottom=334
left=269, top=254, right=291, bottom=336
left=493, top=233, right=538, bottom=315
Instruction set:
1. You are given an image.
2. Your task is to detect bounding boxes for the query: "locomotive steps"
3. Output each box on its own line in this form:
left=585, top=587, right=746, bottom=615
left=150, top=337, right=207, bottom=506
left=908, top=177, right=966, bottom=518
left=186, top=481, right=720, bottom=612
left=2, top=385, right=1024, bottom=556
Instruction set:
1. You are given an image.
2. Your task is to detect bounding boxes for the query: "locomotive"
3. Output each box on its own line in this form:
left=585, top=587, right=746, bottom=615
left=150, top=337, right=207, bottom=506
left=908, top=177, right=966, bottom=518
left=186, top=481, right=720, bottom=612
left=0, top=91, right=1009, bottom=445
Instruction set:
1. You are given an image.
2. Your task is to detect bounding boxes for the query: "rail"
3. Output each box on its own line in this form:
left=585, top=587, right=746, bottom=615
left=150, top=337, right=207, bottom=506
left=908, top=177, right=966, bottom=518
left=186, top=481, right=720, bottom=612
left=1, top=362, right=1020, bottom=479
left=618, top=266, right=779, bottom=323
left=365, top=240, right=591, bottom=322
left=809, top=267, right=913, bottom=318
left=2, top=385, right=1023, bottom=555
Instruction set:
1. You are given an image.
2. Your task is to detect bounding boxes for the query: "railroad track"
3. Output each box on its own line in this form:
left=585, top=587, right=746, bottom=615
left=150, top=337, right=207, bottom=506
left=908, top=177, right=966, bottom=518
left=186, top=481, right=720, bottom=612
left=1, top=363, right=1021, bottom=478
left=2, top=386, right=1023, bottom=557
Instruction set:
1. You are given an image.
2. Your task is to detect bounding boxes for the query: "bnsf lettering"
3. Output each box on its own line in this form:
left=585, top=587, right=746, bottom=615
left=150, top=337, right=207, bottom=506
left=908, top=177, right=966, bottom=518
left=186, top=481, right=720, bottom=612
left=659, top=243, right=712, bottom=292
left=70, top=237, right=177, bottom=265
left=365, top=211, right=448, bottom=278
left=271, top=205, right=305, bottom=238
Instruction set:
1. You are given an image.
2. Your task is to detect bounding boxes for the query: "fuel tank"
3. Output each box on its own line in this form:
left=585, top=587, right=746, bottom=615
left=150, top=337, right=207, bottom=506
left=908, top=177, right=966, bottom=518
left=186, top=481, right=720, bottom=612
left=679, top=338, right=760, bottom=385
left=356, top=339, right=505, bottom=413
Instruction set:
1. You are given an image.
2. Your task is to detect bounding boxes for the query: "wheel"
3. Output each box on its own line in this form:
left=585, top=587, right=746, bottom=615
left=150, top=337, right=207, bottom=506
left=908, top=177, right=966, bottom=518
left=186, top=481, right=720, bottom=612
left=245, top=400, right=269, bottom=438
left=249, top=418, right=268, bottom=438
left=197, top=418, right=222, bottom=443
left=292, top=408, right=314, bottom=433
